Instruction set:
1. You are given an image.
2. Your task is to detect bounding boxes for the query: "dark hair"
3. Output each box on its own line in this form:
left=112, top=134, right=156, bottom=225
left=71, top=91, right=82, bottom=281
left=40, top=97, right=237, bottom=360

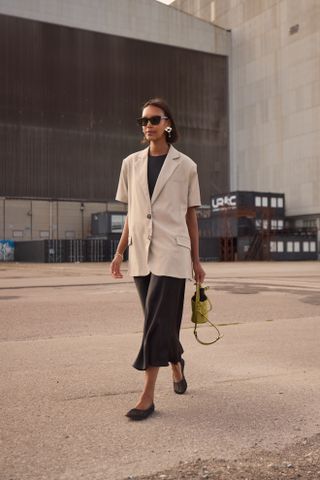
left=141, top=97, right=179, bottom=144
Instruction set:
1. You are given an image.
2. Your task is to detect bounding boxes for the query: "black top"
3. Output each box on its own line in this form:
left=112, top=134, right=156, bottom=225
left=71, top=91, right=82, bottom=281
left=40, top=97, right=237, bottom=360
left=147, top=153, right=167, bottom=198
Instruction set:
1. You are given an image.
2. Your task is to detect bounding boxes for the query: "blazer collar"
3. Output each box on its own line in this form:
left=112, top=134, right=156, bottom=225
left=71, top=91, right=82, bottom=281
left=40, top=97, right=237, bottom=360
left=137, top=145, right=181, bottom=205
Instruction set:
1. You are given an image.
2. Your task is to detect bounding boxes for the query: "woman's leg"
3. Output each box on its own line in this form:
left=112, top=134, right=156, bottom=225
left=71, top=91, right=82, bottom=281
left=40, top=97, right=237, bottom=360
left=133, top=274, right=158, bottom=410
left=171, top=362, right=183, bottom=382
left=132, top=274, right=186, bottom=410
left=134, top=366, right=159, bottom=409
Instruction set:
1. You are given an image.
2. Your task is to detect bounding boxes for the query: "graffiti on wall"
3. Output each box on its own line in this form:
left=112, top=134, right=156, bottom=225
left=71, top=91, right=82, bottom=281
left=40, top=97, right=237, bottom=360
left=0, top=240, right=15, bottom=261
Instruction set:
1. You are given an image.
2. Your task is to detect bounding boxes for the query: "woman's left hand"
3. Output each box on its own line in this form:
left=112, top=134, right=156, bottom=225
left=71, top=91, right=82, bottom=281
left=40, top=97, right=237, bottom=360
left=193, top=260, right=206, bottom=284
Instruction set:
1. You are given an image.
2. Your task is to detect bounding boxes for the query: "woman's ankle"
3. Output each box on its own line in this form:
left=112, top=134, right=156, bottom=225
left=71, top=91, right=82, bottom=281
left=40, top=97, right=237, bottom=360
left=135, top=393, right=154, bottom=409
left=171, top=362, right=183, bottom=382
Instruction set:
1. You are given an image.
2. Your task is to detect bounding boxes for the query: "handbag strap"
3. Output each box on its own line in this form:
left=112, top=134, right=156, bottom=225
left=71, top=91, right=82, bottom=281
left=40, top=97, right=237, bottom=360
left=193, top=319, right=223, bottom=345
left=193, top=283, right=223, bottom=346
left=196, top=281, right=200, bottom=303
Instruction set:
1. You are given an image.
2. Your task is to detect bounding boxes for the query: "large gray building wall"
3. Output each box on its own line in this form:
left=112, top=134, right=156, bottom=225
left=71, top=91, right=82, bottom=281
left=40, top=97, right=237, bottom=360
left=172, top=0, right=320, bottom=222
left=0, top=0, right=230, bottom=55
left=0, top=0, right=231, bottom=242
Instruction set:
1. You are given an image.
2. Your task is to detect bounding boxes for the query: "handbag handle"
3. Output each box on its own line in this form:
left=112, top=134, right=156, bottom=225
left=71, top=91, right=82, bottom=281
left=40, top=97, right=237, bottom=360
left=193, top=283, right=223, bottom=346
left=193, top=318, right=223, bottom=345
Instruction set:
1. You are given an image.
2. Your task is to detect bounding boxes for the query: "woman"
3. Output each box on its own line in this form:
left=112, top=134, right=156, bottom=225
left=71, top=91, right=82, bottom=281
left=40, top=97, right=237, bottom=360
left=111, top=98, right=205, bottom=420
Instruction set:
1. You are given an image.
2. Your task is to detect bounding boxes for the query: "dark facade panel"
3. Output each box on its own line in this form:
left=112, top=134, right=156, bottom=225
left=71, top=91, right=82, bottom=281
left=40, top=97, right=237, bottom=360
left=0, top=14, right=229, bottom=202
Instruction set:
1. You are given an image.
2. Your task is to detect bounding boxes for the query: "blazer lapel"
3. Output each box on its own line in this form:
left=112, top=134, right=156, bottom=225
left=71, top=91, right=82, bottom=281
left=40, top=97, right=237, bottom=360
left=135, top=146, right=151, bottom=205
left=151, top=145, right=181, bottom=204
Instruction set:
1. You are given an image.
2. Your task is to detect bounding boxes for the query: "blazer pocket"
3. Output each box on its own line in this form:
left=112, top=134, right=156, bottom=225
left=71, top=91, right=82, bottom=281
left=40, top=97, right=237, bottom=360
left=128, top=236, right=133, bottom=246
left=176, top=235, right=191, bottom=249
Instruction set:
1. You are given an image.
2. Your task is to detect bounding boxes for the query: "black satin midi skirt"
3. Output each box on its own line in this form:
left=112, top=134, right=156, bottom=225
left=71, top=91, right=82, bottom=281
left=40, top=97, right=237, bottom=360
left=133, top=273, right=186, bottom=371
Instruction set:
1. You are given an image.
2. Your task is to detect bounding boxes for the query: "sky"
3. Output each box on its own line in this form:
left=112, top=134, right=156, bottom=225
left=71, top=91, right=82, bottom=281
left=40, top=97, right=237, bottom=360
left=156, top=0, right=174, bottom=4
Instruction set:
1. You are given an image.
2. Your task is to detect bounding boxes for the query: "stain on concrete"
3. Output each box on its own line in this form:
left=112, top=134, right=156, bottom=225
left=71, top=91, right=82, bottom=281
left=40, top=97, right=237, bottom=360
left=213, top=284, right=260, bottom=294
left=301, top=295, right=320, bottom=306
left=0, top=295, right=21, bottom=300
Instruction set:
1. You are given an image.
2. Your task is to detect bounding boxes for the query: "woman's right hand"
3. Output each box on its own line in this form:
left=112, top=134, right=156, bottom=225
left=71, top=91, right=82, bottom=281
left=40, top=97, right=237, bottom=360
left=110, top=254, right=123, bottom=279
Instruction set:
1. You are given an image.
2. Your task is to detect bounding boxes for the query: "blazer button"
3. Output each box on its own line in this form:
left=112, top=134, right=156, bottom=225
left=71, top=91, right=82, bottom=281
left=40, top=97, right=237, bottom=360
left=147, top=214, right=151, bottom=219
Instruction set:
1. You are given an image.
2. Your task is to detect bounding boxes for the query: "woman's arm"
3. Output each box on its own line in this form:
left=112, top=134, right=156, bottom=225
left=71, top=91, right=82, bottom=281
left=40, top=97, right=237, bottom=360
left=110, top=215, right=129, bottom=279
left=186, top=207, right=206, bottom=283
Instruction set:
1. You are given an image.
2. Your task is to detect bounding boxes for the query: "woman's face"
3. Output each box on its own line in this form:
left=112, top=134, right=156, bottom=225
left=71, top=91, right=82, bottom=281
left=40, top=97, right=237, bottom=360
left=141, top=105, right=171, bottom=143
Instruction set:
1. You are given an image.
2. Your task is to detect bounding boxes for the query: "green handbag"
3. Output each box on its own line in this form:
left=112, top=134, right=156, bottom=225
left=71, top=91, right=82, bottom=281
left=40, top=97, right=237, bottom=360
left=191, top=283, right=223, bottom=345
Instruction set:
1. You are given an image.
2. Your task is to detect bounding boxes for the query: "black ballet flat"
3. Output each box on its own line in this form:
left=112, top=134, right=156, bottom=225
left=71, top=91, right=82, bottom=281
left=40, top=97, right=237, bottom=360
left=173, top=358, right=187, bottom=395
left=125, top=403, right=155, bottom=421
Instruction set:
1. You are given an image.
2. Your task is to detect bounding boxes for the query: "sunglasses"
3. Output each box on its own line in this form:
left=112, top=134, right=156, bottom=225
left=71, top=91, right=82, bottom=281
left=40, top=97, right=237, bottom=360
left=136, top=115, right=168, bottom=127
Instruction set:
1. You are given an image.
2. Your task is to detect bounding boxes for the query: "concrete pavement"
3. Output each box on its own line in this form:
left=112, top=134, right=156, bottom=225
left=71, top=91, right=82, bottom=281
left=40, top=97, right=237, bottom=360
left=0, top=261, right=319, bottom=479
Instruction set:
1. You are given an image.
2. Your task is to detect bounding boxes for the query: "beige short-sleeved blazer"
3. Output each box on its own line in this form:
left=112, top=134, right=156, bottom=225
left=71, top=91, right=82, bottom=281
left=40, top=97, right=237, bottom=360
left=115, top=144, right=201, bottom=279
